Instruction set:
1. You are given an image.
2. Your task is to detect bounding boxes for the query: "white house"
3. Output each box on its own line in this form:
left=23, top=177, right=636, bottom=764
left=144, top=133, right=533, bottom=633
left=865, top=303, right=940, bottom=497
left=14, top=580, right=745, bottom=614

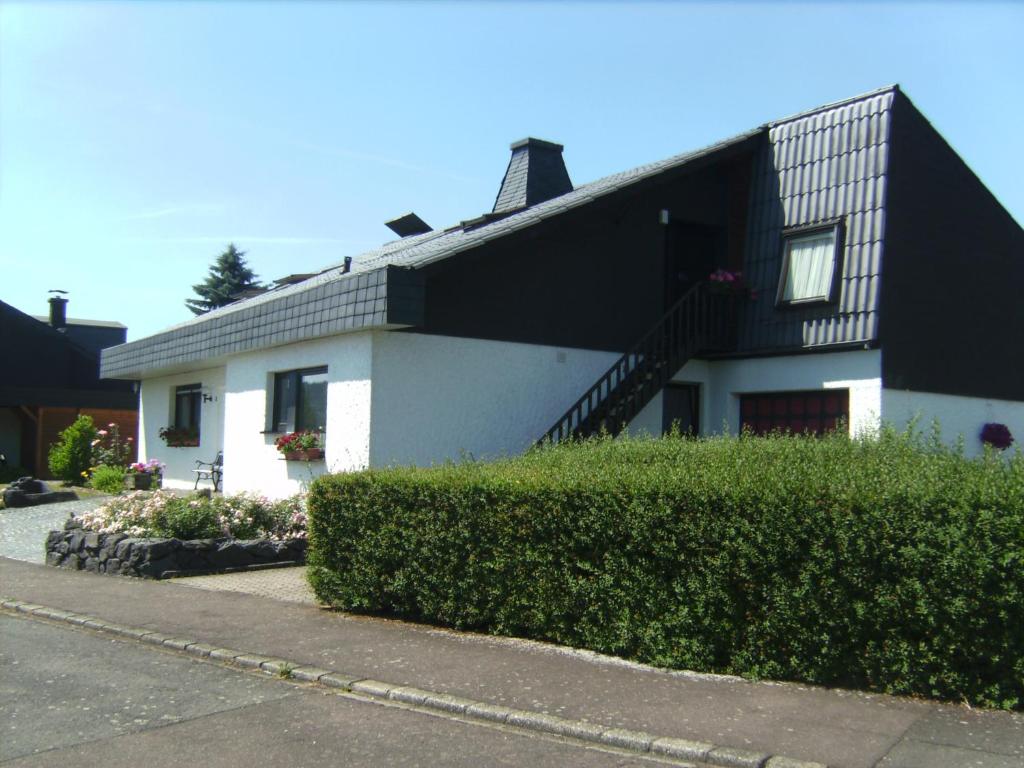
left=101, top=86, right=1024, bottom=497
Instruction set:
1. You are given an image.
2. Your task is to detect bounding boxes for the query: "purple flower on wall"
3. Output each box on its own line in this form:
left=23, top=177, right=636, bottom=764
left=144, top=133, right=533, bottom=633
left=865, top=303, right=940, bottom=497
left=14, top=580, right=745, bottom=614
left=980, top=423, right=1014, bottom=450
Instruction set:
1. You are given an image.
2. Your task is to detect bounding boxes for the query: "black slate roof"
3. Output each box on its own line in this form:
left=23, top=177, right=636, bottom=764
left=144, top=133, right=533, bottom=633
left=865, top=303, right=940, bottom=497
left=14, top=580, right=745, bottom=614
left=102, top=85, right=901, bottom=379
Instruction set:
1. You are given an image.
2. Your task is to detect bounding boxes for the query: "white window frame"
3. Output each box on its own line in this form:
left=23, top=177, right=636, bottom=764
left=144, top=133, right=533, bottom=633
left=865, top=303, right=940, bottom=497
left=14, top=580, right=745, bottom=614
left=776, top=222, right=842, bottom=306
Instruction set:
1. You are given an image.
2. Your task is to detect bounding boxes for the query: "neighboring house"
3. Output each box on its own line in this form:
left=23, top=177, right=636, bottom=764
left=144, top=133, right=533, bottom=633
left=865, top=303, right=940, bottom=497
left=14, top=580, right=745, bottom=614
left=100, top=85, right=1024, bottom=498
left=1, top=296, right=138, bottom=477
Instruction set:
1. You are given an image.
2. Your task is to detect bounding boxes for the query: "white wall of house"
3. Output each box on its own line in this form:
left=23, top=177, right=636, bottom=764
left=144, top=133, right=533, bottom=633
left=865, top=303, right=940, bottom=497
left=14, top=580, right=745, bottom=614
left=222, top=332, right=373, bottom=498
left=628, top=350, right=883, bottom=438
left=368, top=332, right=619, bottom=467
left=138, top=366, right=225, bottom=491
left=881, top=389, right=1024, bottom=457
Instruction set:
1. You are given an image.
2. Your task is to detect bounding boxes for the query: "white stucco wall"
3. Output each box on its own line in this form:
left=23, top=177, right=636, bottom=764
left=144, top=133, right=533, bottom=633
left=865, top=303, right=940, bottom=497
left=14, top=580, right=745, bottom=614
left=138, top=367, right=226, bottom=490
left=881, top=389, right=1024, bottom=457
left=368, top=332, right=619, bottom=467
left=221, top=332, right=373, bottom=498
left=628, top=350, right=883, bottom=438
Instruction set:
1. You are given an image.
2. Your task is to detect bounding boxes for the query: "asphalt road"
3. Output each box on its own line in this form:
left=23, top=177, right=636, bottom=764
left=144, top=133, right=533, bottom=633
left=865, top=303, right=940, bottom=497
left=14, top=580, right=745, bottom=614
left=0, top=614, right=681, bottom=768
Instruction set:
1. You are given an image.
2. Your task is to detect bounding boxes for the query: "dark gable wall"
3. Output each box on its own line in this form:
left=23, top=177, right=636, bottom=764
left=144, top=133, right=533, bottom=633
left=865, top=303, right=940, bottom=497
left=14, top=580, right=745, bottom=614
left=881, top=92, right=1024, bottom=401
left=419, top=152, right=752, bottom=353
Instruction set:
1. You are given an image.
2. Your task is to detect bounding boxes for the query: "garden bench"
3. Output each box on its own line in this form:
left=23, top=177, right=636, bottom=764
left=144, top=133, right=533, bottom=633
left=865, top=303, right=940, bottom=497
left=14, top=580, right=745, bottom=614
left=193, top=451, right=223, bottom=492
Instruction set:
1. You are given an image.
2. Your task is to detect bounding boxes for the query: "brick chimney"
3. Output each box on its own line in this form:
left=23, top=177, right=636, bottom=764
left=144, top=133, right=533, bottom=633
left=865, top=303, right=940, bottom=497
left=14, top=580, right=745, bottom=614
left=492, top=138, right=573, bottom=214
left=48, top=291, right=68, bottom=330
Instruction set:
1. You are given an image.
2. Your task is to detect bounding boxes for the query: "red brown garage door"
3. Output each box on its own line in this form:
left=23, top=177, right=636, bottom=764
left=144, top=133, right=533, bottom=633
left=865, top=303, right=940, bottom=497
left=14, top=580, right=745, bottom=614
left=740, top=390, right=849, bottom=436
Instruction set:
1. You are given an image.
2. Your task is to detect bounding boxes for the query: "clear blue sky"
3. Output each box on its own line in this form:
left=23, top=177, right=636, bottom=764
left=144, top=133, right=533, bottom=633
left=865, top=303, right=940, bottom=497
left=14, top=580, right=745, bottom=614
left=2, top=1, right=1021, bottom=341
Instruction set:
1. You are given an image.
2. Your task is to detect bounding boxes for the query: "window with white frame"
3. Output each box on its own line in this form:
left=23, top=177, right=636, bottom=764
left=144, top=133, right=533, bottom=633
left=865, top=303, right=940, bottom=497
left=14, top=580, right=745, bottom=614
left=777, top=225, right=841, bottom=305
left=271, top=366, right=327, bottom=433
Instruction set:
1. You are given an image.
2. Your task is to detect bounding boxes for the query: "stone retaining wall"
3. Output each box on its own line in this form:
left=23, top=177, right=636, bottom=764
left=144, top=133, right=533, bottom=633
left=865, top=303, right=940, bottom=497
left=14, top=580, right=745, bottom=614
left=45, top=525, right=307, bottom=579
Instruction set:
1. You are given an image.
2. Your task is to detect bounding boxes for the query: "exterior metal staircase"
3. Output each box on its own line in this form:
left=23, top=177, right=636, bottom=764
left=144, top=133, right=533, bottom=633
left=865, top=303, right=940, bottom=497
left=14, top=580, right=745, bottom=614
left=538, top=282, right=738, bottom=445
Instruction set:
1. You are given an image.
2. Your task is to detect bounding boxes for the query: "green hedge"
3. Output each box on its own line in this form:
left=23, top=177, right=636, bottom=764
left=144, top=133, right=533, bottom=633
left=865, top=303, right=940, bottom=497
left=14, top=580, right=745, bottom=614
left=307, top=429, right=1024, bottom=710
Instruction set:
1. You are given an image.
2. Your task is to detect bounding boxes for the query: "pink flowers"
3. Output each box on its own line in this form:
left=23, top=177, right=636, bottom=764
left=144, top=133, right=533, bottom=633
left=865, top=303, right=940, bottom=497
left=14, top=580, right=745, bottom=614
left=129, top=458, right=165, bottom=475
left=274, top=431, right=323, bottom=454
left=709, top=269, right=742, bottom=283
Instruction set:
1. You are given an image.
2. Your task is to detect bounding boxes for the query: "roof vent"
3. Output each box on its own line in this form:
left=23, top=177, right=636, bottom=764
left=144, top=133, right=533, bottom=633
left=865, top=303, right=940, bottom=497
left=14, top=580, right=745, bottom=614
left=492, top=138, right=573, bottom=214
left=385, top=212, right=432, bottom=238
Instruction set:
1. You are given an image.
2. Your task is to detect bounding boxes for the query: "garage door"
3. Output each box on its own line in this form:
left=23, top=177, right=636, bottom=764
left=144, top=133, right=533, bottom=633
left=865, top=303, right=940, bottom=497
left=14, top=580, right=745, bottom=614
left=739, top=390, right=849, bottom=436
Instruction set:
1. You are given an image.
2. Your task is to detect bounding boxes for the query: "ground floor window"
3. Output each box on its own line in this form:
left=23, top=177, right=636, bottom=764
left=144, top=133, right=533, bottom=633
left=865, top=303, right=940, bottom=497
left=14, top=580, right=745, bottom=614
left=739, top=389, right=848, bottom=436
left=271, top=366, right=327, bottom=433
left=174, top=383, right=202, bottom=432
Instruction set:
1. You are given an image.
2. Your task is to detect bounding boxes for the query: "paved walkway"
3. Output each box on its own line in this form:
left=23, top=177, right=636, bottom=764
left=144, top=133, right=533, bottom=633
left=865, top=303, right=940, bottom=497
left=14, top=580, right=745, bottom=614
left=2, top=556, right=1021, bottom=768
left=0, top=493, right=316, bottom=603
left=172, top=566, right=317, bottom=604
left=0, top=495, right=108, bottom=563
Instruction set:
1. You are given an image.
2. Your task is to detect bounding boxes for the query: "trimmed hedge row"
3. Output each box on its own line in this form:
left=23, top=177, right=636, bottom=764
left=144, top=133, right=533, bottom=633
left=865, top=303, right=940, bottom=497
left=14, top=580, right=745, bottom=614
left=307, top=430, right=1024, bottom=710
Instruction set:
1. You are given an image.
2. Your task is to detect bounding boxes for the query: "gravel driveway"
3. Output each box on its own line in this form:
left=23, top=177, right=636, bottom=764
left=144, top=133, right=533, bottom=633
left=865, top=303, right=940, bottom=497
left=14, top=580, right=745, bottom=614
left=0, top=496, right=109, bottom=563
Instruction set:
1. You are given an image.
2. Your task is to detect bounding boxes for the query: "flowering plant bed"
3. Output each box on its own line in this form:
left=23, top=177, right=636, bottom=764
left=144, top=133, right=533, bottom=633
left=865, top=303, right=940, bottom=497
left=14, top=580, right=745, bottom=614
left=45, top=490, right=308, bottom=579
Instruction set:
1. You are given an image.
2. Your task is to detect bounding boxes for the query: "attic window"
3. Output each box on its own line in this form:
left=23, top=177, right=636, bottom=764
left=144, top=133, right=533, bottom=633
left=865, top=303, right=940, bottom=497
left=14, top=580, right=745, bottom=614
left=777, top=224, right=841, bottom=305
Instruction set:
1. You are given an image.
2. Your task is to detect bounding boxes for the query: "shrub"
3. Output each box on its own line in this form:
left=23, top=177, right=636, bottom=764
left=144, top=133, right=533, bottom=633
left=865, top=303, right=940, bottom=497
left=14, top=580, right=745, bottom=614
left=92, top=422, right=133, bottom=467
left=89, top=465, right=127, bottom=494
left=48, top=415, right=98, bottom=484
left=158, top=497, right=222, bottom=539
left=307, top=429, right=1024, bottom=711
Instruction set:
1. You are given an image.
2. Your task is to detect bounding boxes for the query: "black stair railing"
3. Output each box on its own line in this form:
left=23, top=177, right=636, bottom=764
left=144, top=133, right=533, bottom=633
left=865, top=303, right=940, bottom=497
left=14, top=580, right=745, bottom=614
left=538, top=281, right=737, bottom=445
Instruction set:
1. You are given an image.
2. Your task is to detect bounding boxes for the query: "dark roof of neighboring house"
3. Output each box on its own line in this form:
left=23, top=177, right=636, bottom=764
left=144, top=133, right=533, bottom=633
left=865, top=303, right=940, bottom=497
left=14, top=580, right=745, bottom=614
left=30, top=316, right=127, bottom=329
left=102, top=85, right=901, bottom=380
left=0, top=300, right=136, bottom=408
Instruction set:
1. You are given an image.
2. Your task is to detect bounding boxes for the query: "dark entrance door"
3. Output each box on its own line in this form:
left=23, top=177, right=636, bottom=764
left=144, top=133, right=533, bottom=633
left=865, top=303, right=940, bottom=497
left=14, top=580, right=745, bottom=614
left=662, top=383, right=700, bottom=436
left=664, top=221, right=723, bottom=310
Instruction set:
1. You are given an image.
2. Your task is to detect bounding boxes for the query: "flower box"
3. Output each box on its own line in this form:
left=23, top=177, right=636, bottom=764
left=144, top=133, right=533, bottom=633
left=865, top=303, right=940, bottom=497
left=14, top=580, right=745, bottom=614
left=126, top=473, right=158, bottom=490
left=275, top=431, right=324, bottom=460
left=159, top=426, right=200, bottom=447
left=283, top=448, right=324, bottom=461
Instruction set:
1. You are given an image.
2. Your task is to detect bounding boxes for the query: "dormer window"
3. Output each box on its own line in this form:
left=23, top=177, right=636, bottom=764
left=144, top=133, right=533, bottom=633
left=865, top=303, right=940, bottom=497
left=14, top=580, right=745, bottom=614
left=777, top=223, right=842, bottom=306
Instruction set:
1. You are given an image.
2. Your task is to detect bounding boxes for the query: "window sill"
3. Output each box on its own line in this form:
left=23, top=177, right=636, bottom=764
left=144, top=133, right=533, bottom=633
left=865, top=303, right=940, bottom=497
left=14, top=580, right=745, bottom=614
left=775, top=297, right=836, bottom=310
left=261, top=430, right=327, bottom=435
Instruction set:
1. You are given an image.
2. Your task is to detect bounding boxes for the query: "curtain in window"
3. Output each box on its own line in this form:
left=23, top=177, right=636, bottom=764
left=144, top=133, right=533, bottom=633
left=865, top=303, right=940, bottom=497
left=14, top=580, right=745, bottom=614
left=783, top=233, right=835, bottom=301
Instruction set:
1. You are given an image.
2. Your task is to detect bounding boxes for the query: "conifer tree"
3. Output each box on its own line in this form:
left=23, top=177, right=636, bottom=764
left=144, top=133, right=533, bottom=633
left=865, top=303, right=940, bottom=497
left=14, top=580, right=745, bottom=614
left=185, top=244, right=265, bottom=315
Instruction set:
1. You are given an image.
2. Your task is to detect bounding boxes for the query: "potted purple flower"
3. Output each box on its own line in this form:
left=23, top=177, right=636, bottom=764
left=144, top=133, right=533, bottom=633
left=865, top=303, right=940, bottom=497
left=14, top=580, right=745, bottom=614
left=126, top=459, right=165, bottom=490
left=980, top=423, right=1014, bottom=451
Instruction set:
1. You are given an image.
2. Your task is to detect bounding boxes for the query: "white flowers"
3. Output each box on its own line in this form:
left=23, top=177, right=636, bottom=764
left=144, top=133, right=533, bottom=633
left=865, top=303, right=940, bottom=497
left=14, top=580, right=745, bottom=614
left=78, top=490, right=308, bottom=540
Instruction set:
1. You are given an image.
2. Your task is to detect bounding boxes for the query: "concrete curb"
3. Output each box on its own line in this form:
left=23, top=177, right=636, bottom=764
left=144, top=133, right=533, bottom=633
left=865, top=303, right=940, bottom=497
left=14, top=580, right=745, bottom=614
left=1, top=597, right=827, bottom=768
